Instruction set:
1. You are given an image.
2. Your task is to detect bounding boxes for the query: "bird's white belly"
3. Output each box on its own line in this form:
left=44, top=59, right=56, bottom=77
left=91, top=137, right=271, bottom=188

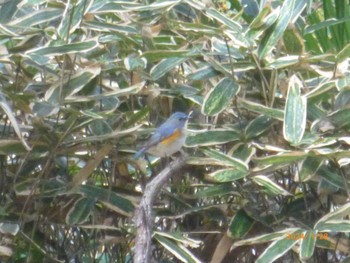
left=147, top=135, right=186, bottom=157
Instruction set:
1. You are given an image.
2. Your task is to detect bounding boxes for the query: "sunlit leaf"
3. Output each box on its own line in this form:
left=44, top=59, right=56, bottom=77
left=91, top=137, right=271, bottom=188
left=316, top=220, right=350, bottom=232
left=233, top=228, right=301, bottom=248
left=27, top=39, right=99, bottom=56
left=315, top=203, right=350, bottom=228
left=205, top=8, right=242, bottom=32
left=256, top=234, right=299, bottom=263
left=238, top=98, right=284, bottom=120
left=186, top=129, right=241, bottom=147
left=252, top=175, right=292, bottom=196
left=283, top=75, right=307, bottom=144
left=201, top=148, right=248, bottom=170
left=202, top=78, right=240, bottom=116
left=258, top=0, right=297, bottom=59
left=9, top=8, right=63, bottom=27
left=150, top=57, right=187, bottom=80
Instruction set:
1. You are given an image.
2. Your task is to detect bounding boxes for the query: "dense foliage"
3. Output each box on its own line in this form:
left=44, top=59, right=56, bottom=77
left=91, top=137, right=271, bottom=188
left=1, top=0, right=350, bottom=262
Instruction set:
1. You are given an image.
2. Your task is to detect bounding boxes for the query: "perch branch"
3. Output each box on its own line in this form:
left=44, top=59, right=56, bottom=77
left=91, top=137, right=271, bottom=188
left=133, top=156, right=186, bottom=263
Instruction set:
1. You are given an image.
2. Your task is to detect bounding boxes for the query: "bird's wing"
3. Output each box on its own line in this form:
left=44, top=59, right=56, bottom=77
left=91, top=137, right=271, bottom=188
left=145, top=126, right=177, bottom=148
left=134, top=123, right=178, bottom=159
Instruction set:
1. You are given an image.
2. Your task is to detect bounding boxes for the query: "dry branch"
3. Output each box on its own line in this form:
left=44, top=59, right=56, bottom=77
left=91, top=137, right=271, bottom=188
left=133, top=156, right=186, bottom=263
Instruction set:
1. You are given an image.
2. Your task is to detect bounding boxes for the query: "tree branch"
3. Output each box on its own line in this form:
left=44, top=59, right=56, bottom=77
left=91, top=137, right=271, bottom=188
left=133, top=156, right=186, bottom=263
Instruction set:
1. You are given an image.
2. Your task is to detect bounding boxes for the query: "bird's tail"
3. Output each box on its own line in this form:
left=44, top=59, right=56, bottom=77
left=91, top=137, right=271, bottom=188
left=133, top=147, right=146, bottom=159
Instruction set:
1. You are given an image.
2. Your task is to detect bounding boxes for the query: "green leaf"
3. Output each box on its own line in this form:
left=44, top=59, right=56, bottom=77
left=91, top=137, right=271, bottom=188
left=256, top=234, right=299, bottom=263
left=84, top=21, right=138, bottom=34
left=315, top=203, right=350, bottom=228
left=266, top=56, right=300, bottom=69
left=254, top=152, right=307, bottom=167
left=65, top=81, right=145, bottom=103
left=78, top=185, right=134, bottom=216
left=89, top=119, right=113, bottom=136
left=155, top=235, right=201, bottom=263
left=0, top=0, right=20, bottom=23
left=66, top=197, right=95, bottom=225
left=315, top=220, right=350, bottom=232
left=90, top=2, right=140, bottom=13
left=337, top=43, right=350, bottom=63
left=9, top=8, right=63, bottom=27
left=258, top=0, right=297, bottom=59
left=228, top=210, right=255, bottom=239
left=187, top=66, right=221, bottom=81
left=317, top=166, right=347, bottom=189
left=249, top=6, right=276, bottom=30
left=238, top=98, right=284, bottom=120
left=58, top=0, right=93, bottom=38
left=186, top=129, right=241, bottom=147
left=202, top=148, right=248, bottom=170
left=205, top=8, right=242, bottom=32
left=207, top=168, right=248, bottom=182
left=32, top=101, right=59, bottom=117
left=245, top=115, right=274, bottom=139
left=233, top=228, right=301, bottom=247
left=327, top=108, right=350, bottom=129
left=283, top=75, right=307, bottom=145
left=193, top=184, right=234, bottom=198
left=150, top=57, right=186, bottom=80
left=125, top=0, right=181, bottom=11
left=252, top=175, right=292, bottom=196
left=202, top=78, right=240, bottom=116
left=142, top=50, right=198, bottom=62
left=45, top=66, right=101, bottom=102
left=298, top=156, right=323, bottom=182
left=304, top=17, right=350, bottom=34
left=0, top=95, right=31, bottom=151
left=336, top=73, right=350, bottom=90
left=155, top=232, right=201, bottom=248
left=27, top=39, right=99, bottom=56
left=300, top=230, right=316, bottom=260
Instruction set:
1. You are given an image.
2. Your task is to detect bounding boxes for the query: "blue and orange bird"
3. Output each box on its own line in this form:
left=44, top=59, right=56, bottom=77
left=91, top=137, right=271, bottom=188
left=134, top=112, right=191, bottom=159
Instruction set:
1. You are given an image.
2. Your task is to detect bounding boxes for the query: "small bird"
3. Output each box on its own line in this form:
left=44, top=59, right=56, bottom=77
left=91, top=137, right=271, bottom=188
left=134, top=112, right=191, bottom=159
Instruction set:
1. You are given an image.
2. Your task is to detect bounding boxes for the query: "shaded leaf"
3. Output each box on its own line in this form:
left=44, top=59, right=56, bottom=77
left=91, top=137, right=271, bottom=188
left=66, top=197, right=95, bottom=225
left=228, top=210, right=255, bottom=239
left=78, top=185, right=135, bottom=216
